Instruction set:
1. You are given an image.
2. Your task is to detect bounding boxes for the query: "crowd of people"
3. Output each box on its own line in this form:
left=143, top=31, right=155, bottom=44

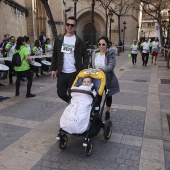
left=130, top=37, right=160, bottom=66
left=0, top=32, right=53, bottom=97
left=1, top=15, right=163, bottom=122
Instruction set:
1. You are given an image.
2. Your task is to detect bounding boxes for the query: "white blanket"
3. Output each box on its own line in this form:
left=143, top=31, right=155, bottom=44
left=60, top=85, right=96, bottom=134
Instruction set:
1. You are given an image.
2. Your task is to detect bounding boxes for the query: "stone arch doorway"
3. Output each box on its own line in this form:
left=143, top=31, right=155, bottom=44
left=77, top=11, right=105, bottom=46
left=35, top=0, right=47, bottom=38
left=84, top=23, right=96, bottom=45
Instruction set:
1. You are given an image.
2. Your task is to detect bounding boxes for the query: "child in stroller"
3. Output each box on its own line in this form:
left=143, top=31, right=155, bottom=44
left=57, top=69, right=112, bottom=156
left=60, top=76, right=96, bottom=134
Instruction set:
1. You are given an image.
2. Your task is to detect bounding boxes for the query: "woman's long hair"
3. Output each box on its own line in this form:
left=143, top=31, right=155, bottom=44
left=24, top=36, right=29, bottom=43
left=45, top=38, right=50, bottom=44
left=97, top=36, right=110, bottom=48
left=15, top=36, right=24, bottom=50
left=34, top=39, right=40, bottom=48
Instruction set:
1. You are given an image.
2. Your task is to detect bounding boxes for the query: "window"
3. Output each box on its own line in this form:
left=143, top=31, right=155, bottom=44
left=162, top=12, right=167, bottom=16
left=148, top=22, right=154, bottom=28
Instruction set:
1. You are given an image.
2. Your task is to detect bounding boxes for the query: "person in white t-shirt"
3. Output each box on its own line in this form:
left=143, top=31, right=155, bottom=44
left=51, top=16, right=89, bottom=103
left=151, top=37, right=159, bottom=65
left=141, top=38, right=150, bottom=66
left=131, top=39, right=139, bottom=66
left=45, top=38, right=53, bottom=62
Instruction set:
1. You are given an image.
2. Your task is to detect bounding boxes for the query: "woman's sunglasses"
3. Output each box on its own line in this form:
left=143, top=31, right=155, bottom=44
left=98, top=43, right=107, bottom=47
left=66, top=23, right=75, bottom=27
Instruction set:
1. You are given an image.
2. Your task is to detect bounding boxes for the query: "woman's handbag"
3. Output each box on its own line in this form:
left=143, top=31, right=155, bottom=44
left=149, top=53, right=152, bottom=59
left=128, top=54, right=132, bottom=58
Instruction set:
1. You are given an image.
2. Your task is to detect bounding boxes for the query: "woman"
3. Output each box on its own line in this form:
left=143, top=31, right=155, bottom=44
left=14, top=36, right=35, bottom=98
left=130, top=39, right=139, bottom=66
left=5, top=36, right=16, bottom=84
left=91, top=36, right=120, bottom=120
left=151, top=37, right=159, bottom=65
left=45, top=38, right=53, bottom=62
left=24, top=36, right=31, bottom=54
left=32, top=39, right=44, bottom=76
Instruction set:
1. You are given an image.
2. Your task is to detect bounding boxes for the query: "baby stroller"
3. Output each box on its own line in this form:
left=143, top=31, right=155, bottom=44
left=56, top=69, right=112, bottom=156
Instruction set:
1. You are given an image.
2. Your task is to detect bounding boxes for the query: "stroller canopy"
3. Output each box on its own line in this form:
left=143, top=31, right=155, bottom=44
left=72, top=69, right=106, bottom=96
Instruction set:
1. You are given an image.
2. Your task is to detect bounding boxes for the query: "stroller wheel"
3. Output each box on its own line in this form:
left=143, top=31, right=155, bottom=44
left=84, top=141, right=93, bottom=156
left=104, top=120, right=112, bottom=140
left=58, top=134, right=68, bottom=149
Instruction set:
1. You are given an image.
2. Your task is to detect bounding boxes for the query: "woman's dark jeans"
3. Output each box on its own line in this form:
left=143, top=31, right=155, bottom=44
left=15, top=69, right=33, bottom=95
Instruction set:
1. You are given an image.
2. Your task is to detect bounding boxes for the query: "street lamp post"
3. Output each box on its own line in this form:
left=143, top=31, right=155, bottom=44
left=136, top=25, right=139, bottom=40
left=91, top=0, right=95, bottom=49
left=167, top=10, right=170, bottom=68
left=141, top=30, right=145, bottom=39
left=122, top=21, right=126, bottom=52
left=73, top=0, right=78, bottom=20
left=108, top=10, right=114, bottom=42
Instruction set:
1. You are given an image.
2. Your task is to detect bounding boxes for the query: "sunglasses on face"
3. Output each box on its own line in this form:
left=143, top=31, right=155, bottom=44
left=98, top=43, right=107, bottom=47
left=66, top=23, right=75, bottom=27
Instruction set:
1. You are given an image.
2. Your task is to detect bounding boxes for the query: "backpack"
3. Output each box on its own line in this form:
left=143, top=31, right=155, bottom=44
left=12, top=49, right=23, bottom=66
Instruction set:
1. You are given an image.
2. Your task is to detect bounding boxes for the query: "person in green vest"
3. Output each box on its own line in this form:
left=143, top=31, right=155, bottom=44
left=14, top=36, right=35, bottom=98
left=32, top=39, right=44, bottom=77
left=45, top=38, right=53, bottom=62
left=130, top=39, right=139, bottom=66
left=5, top=36, right=16, bottom=84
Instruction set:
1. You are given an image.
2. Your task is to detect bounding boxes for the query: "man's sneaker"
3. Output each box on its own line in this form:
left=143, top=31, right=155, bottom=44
left=105, top=111, right=110, bottom=120
left=26, top=93, right=36, bottom=98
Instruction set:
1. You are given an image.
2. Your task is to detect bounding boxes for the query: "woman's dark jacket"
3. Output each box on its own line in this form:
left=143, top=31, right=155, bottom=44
left=91, top=48, right=120, bottom=96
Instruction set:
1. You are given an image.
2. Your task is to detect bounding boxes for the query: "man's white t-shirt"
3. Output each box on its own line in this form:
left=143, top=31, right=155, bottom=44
left=142, top=42, right=150, bottom=53
left=152, top=41, right=159, bottom=50
left=61, top=35, right=76, bottom=73
left=47, top=44, right=53, bottom=55
left=10, top=44, right=16, bottom=57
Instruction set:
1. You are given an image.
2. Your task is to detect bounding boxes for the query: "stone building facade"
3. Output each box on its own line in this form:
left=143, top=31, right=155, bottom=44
left=0, top=0, right=140, bottom=47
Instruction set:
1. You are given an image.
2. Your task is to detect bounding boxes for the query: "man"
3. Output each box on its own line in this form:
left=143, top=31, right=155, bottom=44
left=0, top=34, right=9, bottom=86
left=151, top=37, right=160, bottom=65
left=5, top=36, right=16, bottom=84
left=51, top=16, right=89, bottom=103
left=39, top=32, right=46, bottom=46
left=141, top=38, right=150, bottom=66
left=0, top=34, right=9, bottom=57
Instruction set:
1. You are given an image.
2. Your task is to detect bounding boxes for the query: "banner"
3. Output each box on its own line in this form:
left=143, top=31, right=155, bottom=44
left=155, top=22, right=162, bottom=45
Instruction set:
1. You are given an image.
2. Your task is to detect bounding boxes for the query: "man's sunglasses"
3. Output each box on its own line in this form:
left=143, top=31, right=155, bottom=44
left=98, top=43, right=107, bottom=47
left=66, top=23, right=75, bottom=27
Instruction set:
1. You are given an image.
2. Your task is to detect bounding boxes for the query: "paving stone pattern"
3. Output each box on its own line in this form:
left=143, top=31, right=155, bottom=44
left=112, top=92, right=148, bottom=107
left=119, top=75, right=150, bottom=82
left=119, top=82, right=148, bottom=93
left=165, top=151, right=170, bottom=170
left=0, top=124, right=30, bottom=152
left=111, top=109, right=145, bottom=137
left=31, top=138, right=141, bottom=170
left=38, top=87, right=59, bottom=98
left=159, top=84, right=170, bottom=93
left=160, top=95, right=170, bottom=110
left=0, top=99, right=65, bottom=122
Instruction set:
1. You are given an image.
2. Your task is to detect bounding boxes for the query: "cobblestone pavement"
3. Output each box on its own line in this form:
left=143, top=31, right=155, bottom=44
left=0, top=52, right=170, bottom=170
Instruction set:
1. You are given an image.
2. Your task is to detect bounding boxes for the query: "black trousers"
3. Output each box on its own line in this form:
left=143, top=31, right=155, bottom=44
left=5, top=61, right=13, bottom=83
left=131, top=54, right=137, bottom=65
left=95, top=87, right=112, bottom=113
left=142, top=53, right=149, bottom=65
left=57, top=72, right=77, bottom=103
left=15, top=69, right=33, bottom=95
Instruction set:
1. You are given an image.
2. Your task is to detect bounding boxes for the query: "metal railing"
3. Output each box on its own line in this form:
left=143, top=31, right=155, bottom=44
left=160, top=47, right=170, bottom=68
